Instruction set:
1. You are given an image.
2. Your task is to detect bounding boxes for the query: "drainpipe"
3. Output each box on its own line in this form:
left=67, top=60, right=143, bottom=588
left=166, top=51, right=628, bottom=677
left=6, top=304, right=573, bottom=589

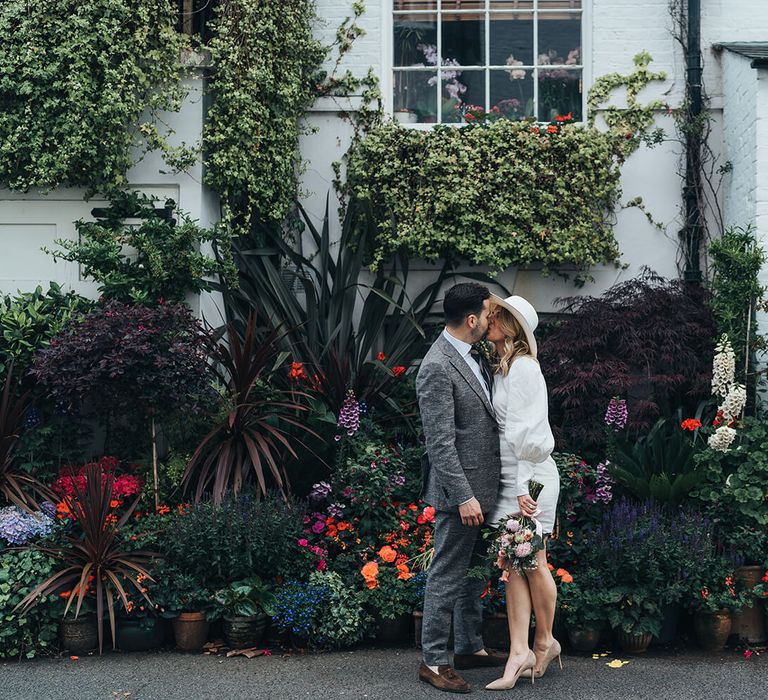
left=683, top=0, right=703, bottom=283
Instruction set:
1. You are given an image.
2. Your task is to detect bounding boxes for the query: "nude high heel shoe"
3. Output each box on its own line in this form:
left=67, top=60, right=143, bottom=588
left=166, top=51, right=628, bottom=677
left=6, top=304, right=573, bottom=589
left=523, top=639, right=562, bottom=679
left=485, top=650, right=536, bottom=690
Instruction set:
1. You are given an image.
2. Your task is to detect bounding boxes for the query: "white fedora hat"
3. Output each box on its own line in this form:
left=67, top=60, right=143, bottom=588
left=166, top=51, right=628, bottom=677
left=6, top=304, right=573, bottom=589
left=489, top=294, right=539, bottom=358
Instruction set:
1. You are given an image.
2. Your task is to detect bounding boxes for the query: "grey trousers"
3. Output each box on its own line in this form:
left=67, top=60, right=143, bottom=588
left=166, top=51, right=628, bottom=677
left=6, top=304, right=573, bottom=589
left=421, top=509, right=487, bottom=666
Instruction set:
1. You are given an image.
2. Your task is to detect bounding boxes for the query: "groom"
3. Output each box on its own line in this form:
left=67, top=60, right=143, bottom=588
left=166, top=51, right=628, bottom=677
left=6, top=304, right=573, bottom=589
left=416, top=282, right=506, bottom=693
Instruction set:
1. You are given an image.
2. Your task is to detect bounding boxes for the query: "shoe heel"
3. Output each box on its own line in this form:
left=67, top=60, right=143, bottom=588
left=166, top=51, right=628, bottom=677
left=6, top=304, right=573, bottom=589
left=558, top=654, right=563, bottom=670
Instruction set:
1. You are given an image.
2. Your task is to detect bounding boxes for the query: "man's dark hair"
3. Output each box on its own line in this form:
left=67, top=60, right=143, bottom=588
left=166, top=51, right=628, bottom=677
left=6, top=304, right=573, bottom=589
left=443, top=282, right=490, bottom=327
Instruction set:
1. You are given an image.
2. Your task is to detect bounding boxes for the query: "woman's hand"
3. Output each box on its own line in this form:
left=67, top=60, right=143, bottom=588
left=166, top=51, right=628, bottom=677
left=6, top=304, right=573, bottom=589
left=517, top=494, right=537, bottom=517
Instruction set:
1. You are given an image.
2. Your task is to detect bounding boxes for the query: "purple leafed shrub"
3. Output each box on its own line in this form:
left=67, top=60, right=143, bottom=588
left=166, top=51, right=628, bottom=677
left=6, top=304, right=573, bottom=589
left=31, top=301, right=211, bottom=415
left=538, top=270, right=715, bottom=458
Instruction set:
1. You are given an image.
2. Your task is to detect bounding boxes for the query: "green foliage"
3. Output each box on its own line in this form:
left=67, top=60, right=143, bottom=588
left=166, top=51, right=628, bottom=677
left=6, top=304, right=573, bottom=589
left=308, top=570, right=369, bottom=648
left=0, top=284, right=91, bottom=383
left=203, top=0, right=326, bottom=232
left=693, top=416, right=768, bottom=526
left=608, top=415, right=707, bottom=504
left=360, top=566, right=418, bottom=621
left=0, top=1, right=192, bottom=192
left=46, top=192, right=235, bottom=304
left=0, top=548, right=59, bottom=659
left=708, top=226, right=766, bottom=388
left=213, top=576, right=276, bottom=618
left=347, top=119, right=624, bottom=274
left=587, top=51, right=668, bottom=154
left=604, top=586, right=663, bottom=636
left=558, top=574, right=609, bottom=629
left=158, top=494, right=316, bottom=591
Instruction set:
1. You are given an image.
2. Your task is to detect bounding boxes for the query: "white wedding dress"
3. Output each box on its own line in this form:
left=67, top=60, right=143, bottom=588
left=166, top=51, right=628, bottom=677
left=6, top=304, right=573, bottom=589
left=488, top=356, right=560, bottom=534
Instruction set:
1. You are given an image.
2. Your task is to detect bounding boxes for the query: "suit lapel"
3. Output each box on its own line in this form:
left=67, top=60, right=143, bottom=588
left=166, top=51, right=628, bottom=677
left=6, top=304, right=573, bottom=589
left=437, top=336, right=495, bottom=417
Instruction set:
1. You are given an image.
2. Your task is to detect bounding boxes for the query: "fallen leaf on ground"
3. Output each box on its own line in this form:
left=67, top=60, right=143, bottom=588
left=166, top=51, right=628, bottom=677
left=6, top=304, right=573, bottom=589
left=226, top=648, right=268, bottom=659
left=592, top=654, right=600, bottom=659
left=606, top=659, right=630, bottom=668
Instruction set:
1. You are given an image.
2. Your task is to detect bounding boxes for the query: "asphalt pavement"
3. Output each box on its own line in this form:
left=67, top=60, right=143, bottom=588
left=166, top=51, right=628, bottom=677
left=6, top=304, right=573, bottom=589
left=1, top=645, right=765, bottom=700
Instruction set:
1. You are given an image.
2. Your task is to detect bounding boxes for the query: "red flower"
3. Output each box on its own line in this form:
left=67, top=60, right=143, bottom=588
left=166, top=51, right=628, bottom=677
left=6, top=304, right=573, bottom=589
left=681, top=418, right=702, bottom=431
left=546, top=125, right=558, bottom=134
left=378, top=351, right=386, bottom=361
left=288, top=361, right=307, bottom=382
left=392, top=365, right=406, bottom=377
left=555, top=112, right=573, bottom=122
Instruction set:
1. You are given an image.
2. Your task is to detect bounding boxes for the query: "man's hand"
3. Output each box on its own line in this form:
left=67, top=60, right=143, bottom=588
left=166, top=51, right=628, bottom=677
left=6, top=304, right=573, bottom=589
left=458, top=497, right=484, bottom=527
left=517, top=494, right=537, bottom=518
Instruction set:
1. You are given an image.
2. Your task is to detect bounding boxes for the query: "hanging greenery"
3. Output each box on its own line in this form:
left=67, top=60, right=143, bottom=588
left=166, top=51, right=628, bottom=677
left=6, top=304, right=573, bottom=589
left=347, top=53, right=667, bottom=275
left=203, top=0, right=326, bottom=233
left=0, top=1, right=193, bottom=193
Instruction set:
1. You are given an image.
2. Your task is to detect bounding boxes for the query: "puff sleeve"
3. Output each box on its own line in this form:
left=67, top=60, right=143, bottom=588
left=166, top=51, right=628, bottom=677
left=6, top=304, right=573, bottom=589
left=503, top=357, right=555, bottom=497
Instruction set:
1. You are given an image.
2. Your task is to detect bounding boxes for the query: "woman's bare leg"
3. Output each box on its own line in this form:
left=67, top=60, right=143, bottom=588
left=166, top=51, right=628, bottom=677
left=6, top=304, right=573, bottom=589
left=497, top=571, right=533, bottom=680
left=525, top=546, right=558, bottom=668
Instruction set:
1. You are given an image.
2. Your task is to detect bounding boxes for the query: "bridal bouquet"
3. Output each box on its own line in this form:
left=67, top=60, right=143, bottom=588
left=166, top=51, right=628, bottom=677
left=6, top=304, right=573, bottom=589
left=488, top=480, right=545, bottom=576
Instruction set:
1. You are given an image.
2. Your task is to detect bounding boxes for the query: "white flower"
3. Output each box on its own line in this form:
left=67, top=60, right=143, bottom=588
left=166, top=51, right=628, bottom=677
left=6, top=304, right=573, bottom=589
left=711, top=334, right=736, bottom=398
left=720, top=383, right=747, bottom=422
left=708, top=425, right=737, bottom=452
left=505, top=54, right=527, bottom=80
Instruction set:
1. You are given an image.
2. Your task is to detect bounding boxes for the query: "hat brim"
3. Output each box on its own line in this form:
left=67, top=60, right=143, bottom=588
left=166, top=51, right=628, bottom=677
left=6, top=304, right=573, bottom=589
left=489, top=294, right=538, bottom=358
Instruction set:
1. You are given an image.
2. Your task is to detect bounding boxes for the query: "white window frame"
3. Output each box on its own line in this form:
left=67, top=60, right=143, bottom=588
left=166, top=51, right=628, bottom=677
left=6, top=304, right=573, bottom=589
left=382, top=0, right=592, bottom=128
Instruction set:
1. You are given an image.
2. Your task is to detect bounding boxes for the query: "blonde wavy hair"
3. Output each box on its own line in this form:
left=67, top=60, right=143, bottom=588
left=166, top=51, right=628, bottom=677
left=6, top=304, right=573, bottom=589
left=490, top=303, right=536, bottom=376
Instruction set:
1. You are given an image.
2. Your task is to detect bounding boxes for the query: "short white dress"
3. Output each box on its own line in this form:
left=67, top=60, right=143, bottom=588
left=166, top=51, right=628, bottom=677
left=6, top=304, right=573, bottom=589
left=488, top=356, right=560, bottom=534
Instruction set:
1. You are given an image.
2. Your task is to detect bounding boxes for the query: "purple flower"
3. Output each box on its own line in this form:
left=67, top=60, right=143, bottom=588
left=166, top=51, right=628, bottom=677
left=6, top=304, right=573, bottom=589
left=337, top=389, right=361, bottom=436
left=604, top=397, right=628, bottom=431
left=0, top=506, right=54, bottom=545
left=341, top=486, right=354, bottom=499
left=311, top=520, right=326, bottom=534
left=506, top=519, right=520, bottom=533
left=308, top=481, right=332, bottom=503
left=327, top=503, right=344, bottom=518
left=389, top=474, right=406, bottom=487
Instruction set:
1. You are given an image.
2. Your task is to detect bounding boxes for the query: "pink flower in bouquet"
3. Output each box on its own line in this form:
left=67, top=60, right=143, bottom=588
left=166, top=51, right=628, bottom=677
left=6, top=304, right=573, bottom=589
left=500, top=534, right=512, bottom=547
left=496, top=553, right=507, bottom=570
left=506, top=519, right=520, bottom=533
left=515, top=542, right=532, bottom=558
left=523, top=530, right=533, bottom=542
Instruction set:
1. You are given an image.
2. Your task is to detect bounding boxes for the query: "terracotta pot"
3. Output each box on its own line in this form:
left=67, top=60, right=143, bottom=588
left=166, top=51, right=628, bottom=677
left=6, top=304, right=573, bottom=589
left=116, top=617, right=166, bottom=652
left=59, top=615, right=99, bottom=653
left=172, top=612, right=209, bottom=651
left=482, top=613, right=510, bottom=650
left=614, top=629, right=653, bottom=654
left=694, top=609, right=732, bottom=651
left=566, top=623, right=602, bottom=653
left=374, top=613, right=413, bottom=645
left=732, top=566, right=767, bottom=644
left=653, top=604, right=681, bottom=646
left=222, top=614, right=269, bottom=649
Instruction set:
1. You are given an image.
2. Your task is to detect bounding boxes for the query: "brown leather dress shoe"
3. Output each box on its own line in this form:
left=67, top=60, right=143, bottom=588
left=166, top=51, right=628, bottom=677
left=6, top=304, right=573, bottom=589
left=418, top=663, right=471, bottom=693
left=453, top=648, right=508, bottom=669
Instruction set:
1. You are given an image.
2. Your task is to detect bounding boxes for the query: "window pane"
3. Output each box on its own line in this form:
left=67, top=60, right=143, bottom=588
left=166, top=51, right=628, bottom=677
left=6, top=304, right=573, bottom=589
left=537, top=68, right=582, bottom=121
left=537, top=13, right=581, bottom=66
left=490, top=12, right=534, bottom=67
left=490, top=1, right=533, bottom=9
left=394, top=15, right=438, bottom=67
left=443, top=69, right=485, bottom=123
left=490, top=68, right=534, bottom=120
left=393, top=1, right=437, bottom=10
left=441, top=14, right=485, bottom=66
left=393, top=70, right=438, bottom=123
left=538, top=0, right=582, bottom=10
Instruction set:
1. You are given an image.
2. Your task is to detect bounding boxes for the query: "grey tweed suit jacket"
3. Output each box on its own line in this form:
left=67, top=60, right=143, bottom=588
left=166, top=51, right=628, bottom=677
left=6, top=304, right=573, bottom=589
left=416, top=333, right=502, bottom=513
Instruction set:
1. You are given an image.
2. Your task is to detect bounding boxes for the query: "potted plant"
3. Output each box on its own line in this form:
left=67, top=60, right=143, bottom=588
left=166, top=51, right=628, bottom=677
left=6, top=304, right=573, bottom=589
left=605, top=586, right=662, bottom=653
left=214, top=577, right=276, bottom=649
left=115, top=573, right=168, bottom=652
left=15, top=463, right=156, bottom=653
left=688, top=563, right=750, bottom=651
left=558, top=573, right=607, bottom=653
left=360, top=560, right=418, bottom=645
left=752, top=566, right=768, bottom=632
left=56, top=592, right=98, bottom=654
left=153, top=571, right=212, bottom=652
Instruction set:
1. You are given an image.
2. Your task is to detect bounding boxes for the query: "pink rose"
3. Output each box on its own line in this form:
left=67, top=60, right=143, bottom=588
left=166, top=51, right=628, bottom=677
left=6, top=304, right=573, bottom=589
left=297, top=538, right=308, bottom=547
left=515, top=542, right=532, bottom=558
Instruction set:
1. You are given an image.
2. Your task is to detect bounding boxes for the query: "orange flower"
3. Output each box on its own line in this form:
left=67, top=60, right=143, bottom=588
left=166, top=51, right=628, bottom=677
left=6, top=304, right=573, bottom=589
left=546, top=124, right=558, bottom=134
left=422, top=506, right=436, bottom=523
left=555, top=568, right=569, bottom=578
left=109, top=499, right=120, bottom=509
left=397, top=563, right=415, bottom=581
left=337, top=522, right=349, bottom=531
left=361, top=561, right=379, bottom=589
left=560, top=573, right=574, bottom=583
left=156, top=505, right=171, bottom=515
left=681, top=418, right=702, bottom=431
left=59, top=591, right=71, bottom=599
left=327, top=526, right=338, bottom=538
left=547, top=563, right=555, bottom=572
left=378, top=546, right=397, bottom=563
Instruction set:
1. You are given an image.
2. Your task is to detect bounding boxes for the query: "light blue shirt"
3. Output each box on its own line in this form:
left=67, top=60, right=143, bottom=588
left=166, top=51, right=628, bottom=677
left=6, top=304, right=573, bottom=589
left=442, top=328, right=491, bottom=402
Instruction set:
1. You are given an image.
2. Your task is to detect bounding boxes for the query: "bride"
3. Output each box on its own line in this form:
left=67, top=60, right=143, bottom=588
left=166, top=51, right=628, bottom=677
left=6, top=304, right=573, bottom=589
left=484, top=294, right=562, bottom=690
